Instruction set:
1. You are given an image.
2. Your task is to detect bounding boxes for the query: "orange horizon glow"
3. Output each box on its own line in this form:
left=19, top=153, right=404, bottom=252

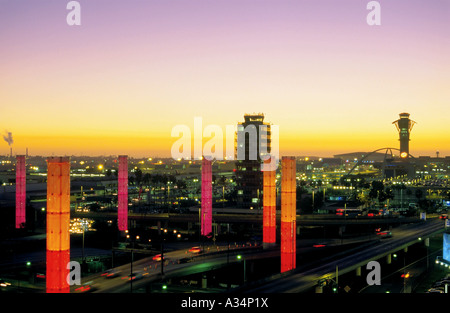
left=3, top=125, right=449, bottom=159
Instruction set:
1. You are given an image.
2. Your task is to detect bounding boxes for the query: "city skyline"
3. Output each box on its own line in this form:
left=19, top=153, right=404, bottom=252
left=1, top=1, right=449, bottom=158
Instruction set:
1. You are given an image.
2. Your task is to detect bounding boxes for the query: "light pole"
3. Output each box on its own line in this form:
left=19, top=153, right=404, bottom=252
left=237, top=255, right=246, bottom=284
left=161, top=228, right=167, bottom=276
left=81, top=218, right=88, bottom=269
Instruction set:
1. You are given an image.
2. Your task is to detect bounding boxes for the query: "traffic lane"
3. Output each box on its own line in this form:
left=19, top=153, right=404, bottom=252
left=85, top=244, right=246, bottom=293
left=245, top=220, right=444, bottom=292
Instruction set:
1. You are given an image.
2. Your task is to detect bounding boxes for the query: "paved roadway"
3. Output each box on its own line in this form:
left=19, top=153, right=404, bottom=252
left=71, top=218, right=445, bottom=293
left=73, top=242, right=259, bottom=293
left=241, top=218, right=445, bottom=293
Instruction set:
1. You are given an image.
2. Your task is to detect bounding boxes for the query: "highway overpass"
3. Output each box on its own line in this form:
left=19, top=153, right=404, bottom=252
left=70, top=218, right=445, bottom=293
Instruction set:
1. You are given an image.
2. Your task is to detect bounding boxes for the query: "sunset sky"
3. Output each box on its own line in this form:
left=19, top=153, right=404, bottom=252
left=1, top=0, right=449, bottom=158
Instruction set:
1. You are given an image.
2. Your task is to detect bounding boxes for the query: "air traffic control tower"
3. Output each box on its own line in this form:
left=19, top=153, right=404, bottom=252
left=393, top=112, right=416, bottom=160
left=385, top=113, right=416, bottom=178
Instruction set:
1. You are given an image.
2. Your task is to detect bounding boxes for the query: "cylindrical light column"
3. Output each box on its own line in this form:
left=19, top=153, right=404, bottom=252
left=281, top=156, right=296, bottom=273
left=118, top=155, right=128, bottom=231
left=15, top=155, right=26, bottom=229
left=263, top=157, right=276, bottom=246
left=201, top=157, right=212, bottom=237
left=46, top=157, right=70, bottom=293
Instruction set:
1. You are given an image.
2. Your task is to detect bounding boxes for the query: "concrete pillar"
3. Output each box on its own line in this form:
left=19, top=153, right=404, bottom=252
left=404, top=247, right=408, bottom=253
left=315, top=286, right=323, bottom=293
left=356, top=266, right=361, bottom=277
left=387, top=254, right=392, bottom=264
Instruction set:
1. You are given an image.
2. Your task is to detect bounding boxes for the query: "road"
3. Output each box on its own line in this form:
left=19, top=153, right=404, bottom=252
left=73, top=238, right=356, bottom=293
left=72, top=242, right=259, bottom=293
left=240, top=218, right=445, bottom=293
left=70, top=218, right=445, bottom=293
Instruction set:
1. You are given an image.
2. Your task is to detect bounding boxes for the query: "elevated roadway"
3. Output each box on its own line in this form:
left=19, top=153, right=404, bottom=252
left=72, top=219, right=445, bottom=293
left=239, top=218, right=445, bottom=293
left=71, top=211, right=421, bottom=226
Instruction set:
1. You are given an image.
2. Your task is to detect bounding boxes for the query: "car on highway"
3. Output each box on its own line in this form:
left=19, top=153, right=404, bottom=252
left=152, top=254, right=165, bottom=261
left=0, top=279, right=11, bottom=288
left=432, top=279, right=450, bottom=288
left=367, top=209, right=381, bottom=217
left=122, top=272, right=148, bottom=282
left=35, top=273, right=46, bottom=279
left=101, top=269, right=122, bottom=278
left=439, top=214, right=448, bottom=220
left=74, top=281, right=98, bottom=293
left=188, top=246, right=203, bottom=254
left=376, top=230, right=392, bottom=239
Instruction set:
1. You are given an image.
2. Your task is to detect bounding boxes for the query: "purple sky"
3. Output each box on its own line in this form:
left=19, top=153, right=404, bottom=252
left=0, top=0, right=449, bottom=157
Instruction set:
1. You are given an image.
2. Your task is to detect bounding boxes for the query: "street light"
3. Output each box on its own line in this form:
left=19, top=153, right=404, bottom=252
left=237, top=255, right=246, bottom=283
left=161, top=229, right=167, bottom=276
left=79, top=218, right=89, bottom=269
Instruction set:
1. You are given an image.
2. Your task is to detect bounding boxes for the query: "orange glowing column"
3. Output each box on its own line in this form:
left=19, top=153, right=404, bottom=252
left=263, top=157, right=276, bottom=245
left=118, top=155, right=128, bottom=231
left=280, top=156, right=296, bottom=273
left=46, top=157, right=70, bottom=293
left=16, top=155, right=26, bottom=229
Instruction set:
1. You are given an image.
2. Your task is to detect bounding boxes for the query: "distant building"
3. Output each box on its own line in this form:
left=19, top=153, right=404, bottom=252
left=235, top=114, right=271, bottom=209
left=334, top=152, right=387, bottom=163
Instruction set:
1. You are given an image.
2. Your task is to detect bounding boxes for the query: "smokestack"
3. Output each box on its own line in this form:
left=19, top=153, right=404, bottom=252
left=10, top=147, right=12, bottom=158
left=3, top=131, right=13, bottom=157
left=3, top=131, right=13, bottom=146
